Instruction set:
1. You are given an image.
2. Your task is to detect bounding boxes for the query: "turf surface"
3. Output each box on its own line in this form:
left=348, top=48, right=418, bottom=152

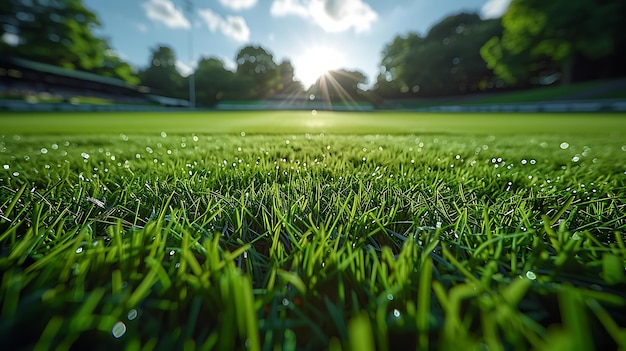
left=1, top=111, right=626, bottom=350
left=2, top=111, right=626, bottom=136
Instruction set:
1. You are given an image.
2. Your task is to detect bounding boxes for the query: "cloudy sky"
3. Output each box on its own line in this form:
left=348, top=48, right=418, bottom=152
left=83, top=0, right=511, bottom=88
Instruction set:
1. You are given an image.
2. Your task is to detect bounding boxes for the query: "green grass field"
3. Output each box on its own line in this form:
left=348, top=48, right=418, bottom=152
left=2, top=110, right=626, bottom=136
left=1, top=111, right=626, bottom=350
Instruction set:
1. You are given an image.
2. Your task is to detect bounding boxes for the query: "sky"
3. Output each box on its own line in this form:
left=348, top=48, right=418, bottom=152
left=83, top=0, right=511, bottom=88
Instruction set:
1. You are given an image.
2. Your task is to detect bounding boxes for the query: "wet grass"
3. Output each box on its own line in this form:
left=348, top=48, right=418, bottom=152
left=1, top=112, right=626, bottom=350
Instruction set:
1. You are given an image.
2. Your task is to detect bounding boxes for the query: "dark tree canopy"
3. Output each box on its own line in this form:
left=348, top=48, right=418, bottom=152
left=375, top=13, right=502, bottom=98
left=0, top=0, right=138, bottom=84
left=4, top=0, right=624, bottom=103
left=236, top=45, right=280, bottom=98
left=481, top=0, right=626, bottom=86
left=194, top=57, right=236, bottom=106
left=138, top=46, right=186, bottom=98
left=233, top=45, right=304, bottom=99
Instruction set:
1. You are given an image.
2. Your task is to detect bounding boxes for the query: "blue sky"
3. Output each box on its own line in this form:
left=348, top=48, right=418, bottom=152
left=83, top=0, right=511, bottom=88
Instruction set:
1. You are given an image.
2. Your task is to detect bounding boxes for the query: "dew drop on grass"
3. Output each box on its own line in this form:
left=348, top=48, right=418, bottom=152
left=75, top=247, right=84, bottom=254
left=387, top=293, right=394, bottom=301
left=393, top=309, right=401, bottom=318
left=525, top=271, right=537, bottom=280
left=282, top=298, right=289, bottom=306
left=112, top=321, right=126, bottom=338
left=560, top=142, right=569, bottom=150
left=3, top=164, right=8, bottom=169
left=127, top=309, right=138, bottom=320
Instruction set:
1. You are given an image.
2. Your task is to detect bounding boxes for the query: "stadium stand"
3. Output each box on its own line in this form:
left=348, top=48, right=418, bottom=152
left=0, top=57, right=189, bottom=110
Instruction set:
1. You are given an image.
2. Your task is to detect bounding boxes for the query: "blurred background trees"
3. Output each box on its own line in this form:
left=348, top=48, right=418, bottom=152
left=481, top=0, right=626, bottom=87
left=2, top=0, right=625, bottom=103
left=309, top=69, right=369, bottom=103
left=374, top=13, right=502, bottom=98
left=194, top=57, right=237, bottom=106
left=0, top=0, right=138, bottom=84
left=233, top=45, right=304, bottom=101
left=138, top=46, right=186, bottom=99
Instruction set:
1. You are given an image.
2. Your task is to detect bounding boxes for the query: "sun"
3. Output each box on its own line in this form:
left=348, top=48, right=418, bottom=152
left=294, top=46, right=345, bottom=89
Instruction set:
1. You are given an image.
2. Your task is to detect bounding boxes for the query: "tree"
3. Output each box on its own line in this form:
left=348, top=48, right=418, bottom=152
left=277, top=60, right=305, bottom=94
left=0, top=0, right=138, bottom=84
left=235, top=45, right=281, bottom=98
left=139, top=45, right=185, bottom=98
left=375, top=13, right=502, bottom=98
left=375, top=34, right=424, bottom=98
left=482, top=0, right=626, bottom=85
left=194, top=57, right=236, bottom=106
left=310, top=69, right=368, bottom=103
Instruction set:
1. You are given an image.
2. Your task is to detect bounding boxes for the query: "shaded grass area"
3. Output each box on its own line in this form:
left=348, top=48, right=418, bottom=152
left=467, top=81, right=605, bottom=105
left=1, top=114, right=626, bottom=350
left=1, top=111, right=626, bottom=136
left=387, top=79, right=625, bottom=108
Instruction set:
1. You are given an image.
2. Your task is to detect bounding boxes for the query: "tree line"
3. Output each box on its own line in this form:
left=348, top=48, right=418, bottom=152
left=2, top=0, right=625, bottom=105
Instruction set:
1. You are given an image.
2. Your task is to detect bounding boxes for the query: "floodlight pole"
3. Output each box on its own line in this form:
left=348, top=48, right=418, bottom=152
left=184, top=0, right=196, bottom=109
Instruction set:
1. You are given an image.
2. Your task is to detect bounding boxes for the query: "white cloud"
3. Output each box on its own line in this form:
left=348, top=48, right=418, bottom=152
left=142, top=0, right=191, bottom=29
left=106, top=49, right=129, bottom=61
left=135, top=23, right=148, bottom=33
left=198, top=8, right=221, bottom=32
left=219, top=0, right=257, bottom=11
left=198, top=9, right=250, bottom=43
left=220, top=56, right=237, bottom=72
left=270, top=0, right=377, bottom=33
left=270, top=0, right=309, bottom=17
left=481, top=0, right=511, bottom=19
left=176, top=60, right=194, bottom=77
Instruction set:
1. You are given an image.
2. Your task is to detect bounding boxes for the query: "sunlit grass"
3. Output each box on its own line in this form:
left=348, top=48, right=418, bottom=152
left=1, top=111, right=626, bottom=136
left=1, top=114, right=626, bottom=350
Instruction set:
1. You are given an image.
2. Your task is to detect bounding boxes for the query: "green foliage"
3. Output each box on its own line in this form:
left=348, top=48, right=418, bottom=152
left=234, top=54, right=303, bottom=100
left=194, top=57, right=236, bottom=106
left=0, top=0, right=139, bottom=84
left=138, top=46, right=186, bottom=99
left=1, top=113, right=625, bottom=349
left=235, top=46, right=281, bottom=99
left=482, top=0, right=626, bottom=86
left=376, top=13, right=503, bottom=98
